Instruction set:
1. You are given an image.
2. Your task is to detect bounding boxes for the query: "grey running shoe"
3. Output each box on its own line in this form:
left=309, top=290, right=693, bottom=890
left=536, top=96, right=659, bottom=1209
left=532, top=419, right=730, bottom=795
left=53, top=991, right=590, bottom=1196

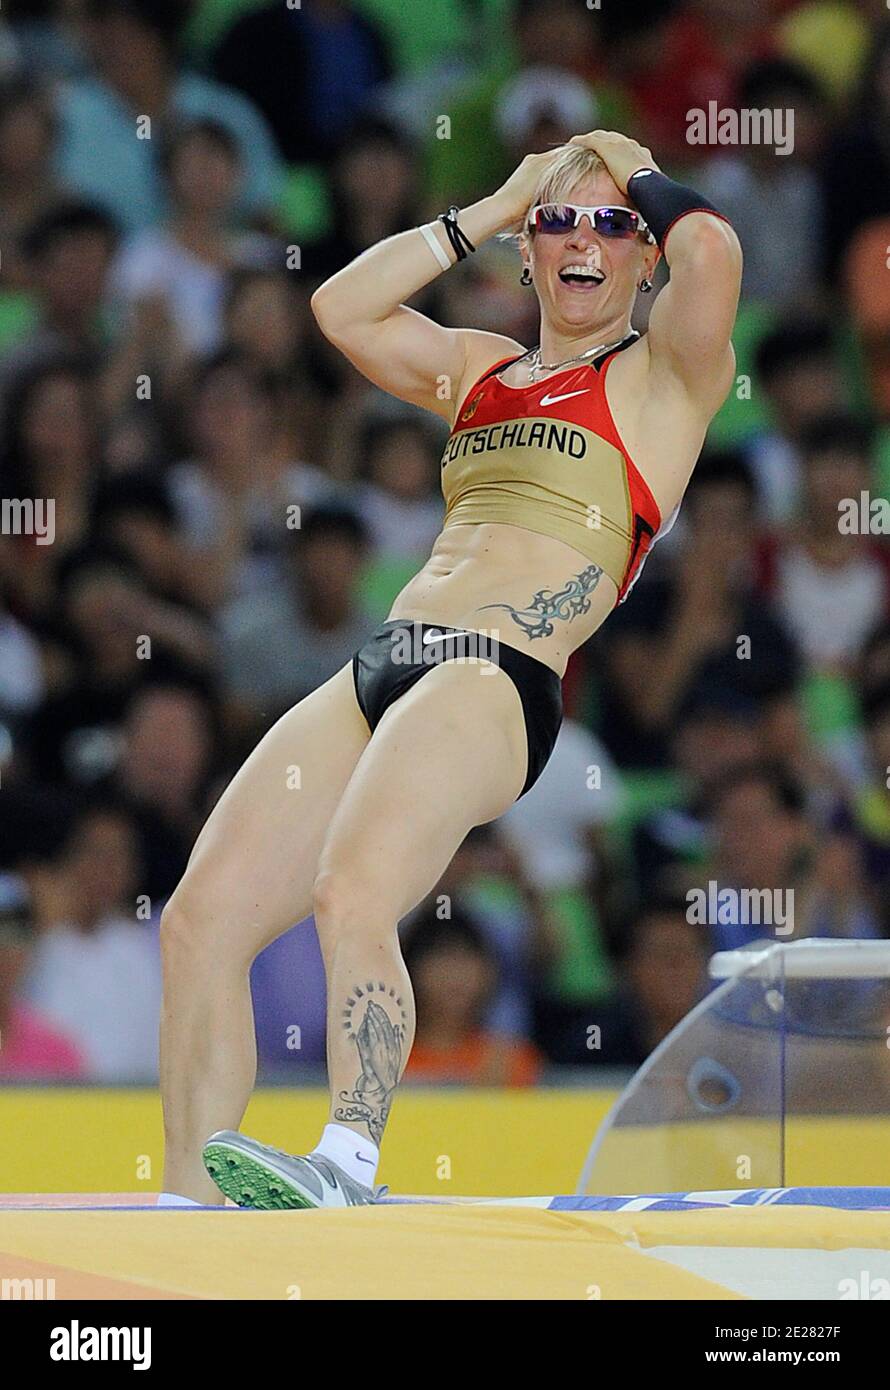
left=202, top=1130, right=386, bottom=1210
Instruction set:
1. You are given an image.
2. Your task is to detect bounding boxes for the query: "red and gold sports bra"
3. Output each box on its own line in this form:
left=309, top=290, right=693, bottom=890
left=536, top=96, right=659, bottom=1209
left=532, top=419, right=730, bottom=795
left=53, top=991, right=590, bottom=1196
left=441, top=335, right=669, bottom=603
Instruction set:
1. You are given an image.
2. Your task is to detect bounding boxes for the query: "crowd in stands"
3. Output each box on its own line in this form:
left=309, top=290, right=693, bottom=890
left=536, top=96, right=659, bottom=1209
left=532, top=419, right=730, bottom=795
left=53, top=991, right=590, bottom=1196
left=1, top=0, right=889, bottom=1084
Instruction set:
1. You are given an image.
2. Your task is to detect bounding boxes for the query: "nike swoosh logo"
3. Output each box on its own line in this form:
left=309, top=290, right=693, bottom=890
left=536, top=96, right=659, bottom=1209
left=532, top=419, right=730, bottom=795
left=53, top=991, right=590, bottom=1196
left=422, top=630, right=474, bottom=644
left=354, top=1152, right=375, bottom=1166
left=539, top=388, right=590, bottom=407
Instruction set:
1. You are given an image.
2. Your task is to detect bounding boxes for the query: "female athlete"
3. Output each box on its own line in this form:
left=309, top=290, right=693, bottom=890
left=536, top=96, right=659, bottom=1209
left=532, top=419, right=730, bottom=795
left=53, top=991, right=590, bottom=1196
left=158, top=129, right=742, bottom=1207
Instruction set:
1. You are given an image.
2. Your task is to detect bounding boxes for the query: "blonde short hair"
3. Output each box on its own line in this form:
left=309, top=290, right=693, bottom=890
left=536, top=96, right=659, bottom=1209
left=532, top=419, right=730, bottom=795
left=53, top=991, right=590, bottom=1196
left=505, top=144, right=607, bottom=239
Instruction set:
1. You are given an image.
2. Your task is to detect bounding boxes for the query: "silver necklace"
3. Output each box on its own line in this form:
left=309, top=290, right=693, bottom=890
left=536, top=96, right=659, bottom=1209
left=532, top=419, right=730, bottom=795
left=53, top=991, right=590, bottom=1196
left=524, top=333, right=635, bottom=384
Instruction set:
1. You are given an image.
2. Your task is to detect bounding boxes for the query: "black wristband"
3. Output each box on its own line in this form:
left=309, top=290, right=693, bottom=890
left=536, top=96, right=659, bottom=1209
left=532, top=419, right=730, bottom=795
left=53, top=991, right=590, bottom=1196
left=627, top=168, right=728, bottom=249
left=438, top=205, right=476, bottom=262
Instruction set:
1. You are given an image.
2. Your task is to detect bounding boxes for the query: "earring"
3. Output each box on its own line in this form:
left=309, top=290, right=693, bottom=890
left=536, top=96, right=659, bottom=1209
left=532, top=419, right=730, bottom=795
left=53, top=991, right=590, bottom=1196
left=520, top=266, right=533, bottom=286
left=639, top=278, right=653, bottom=294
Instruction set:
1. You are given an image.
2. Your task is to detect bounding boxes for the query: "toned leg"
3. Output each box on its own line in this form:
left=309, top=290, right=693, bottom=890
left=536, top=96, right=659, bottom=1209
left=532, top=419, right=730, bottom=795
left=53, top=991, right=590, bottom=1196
left=312, top=657, right=529, bottom=1148
left=160, top=664, right=370, bottom=1202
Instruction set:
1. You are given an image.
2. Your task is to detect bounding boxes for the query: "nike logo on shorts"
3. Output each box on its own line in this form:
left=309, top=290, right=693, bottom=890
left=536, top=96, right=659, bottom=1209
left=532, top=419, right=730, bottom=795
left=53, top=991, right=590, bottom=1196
left=422, top=629, right=474, bottom=645
left=539, top=388, right=590, bottom=407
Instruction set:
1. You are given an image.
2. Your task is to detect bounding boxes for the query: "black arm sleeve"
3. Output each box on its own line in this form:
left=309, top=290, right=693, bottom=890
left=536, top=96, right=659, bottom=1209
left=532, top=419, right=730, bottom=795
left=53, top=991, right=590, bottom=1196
left=627, top=168, right=730, bottom=249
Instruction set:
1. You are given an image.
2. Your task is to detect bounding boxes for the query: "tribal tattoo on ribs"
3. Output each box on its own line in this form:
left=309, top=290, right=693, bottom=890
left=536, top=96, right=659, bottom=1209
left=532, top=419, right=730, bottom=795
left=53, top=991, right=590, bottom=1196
left=334, top=986, right=407, bottom=1145
left=478, top=564, right=604, bottom=640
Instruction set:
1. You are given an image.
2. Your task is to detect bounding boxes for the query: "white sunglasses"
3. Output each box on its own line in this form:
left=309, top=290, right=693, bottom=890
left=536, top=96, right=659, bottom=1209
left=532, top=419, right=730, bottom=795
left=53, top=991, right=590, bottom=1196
left=528, top=203, right=655, bottom=244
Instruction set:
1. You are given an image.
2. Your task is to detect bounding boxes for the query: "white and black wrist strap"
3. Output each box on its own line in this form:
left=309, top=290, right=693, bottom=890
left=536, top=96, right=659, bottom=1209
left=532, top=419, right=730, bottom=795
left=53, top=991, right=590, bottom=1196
left=419, top=223, right=451, bottom=270
left=419, top=206, right=476, bottom=271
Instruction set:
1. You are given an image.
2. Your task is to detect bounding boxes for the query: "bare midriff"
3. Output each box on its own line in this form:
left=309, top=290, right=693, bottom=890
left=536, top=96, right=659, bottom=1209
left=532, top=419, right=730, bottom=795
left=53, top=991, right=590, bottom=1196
left=388, top=521, right=618, bottom=678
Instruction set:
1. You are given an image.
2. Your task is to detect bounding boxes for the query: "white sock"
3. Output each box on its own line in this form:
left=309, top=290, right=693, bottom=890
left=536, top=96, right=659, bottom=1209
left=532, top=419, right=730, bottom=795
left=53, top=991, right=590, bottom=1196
left=157, top=1191, right=201, bottom=1207
left=312, top=1123, right=379, bottom=1186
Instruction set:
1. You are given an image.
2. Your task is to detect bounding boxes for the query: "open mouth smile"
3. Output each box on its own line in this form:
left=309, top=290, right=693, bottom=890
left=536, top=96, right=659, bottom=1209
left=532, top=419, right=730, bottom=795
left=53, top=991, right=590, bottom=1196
left=558, top=264, right=606, bottom=289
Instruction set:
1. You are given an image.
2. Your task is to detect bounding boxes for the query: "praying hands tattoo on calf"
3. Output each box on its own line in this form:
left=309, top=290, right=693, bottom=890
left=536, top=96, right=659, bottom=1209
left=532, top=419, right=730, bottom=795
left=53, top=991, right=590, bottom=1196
left=478, top=564, right=604, bottom=640
left=335, top=985, right=407, bottom=1145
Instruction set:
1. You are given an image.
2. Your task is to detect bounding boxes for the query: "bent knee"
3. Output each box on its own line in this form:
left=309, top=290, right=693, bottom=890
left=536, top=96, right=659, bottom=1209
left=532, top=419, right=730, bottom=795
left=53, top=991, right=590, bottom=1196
left=159, top=888, right=205, bottom=961
left=312, top=867, right=387, bottom=939
left=160, top=883, right=253, bottom=968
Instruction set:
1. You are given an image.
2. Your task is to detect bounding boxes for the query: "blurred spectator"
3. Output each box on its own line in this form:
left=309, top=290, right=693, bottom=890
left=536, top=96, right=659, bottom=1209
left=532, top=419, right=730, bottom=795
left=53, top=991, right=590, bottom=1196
left=584, top=898, right=711, bottom=1068
left=777, top=0, right=871, bottom=103
left=91, top=472, right=206, bottom=612
left=0, top=357, right=101, bottom=619
left=494, top=66, right=599, bottom=166
left=859, top=620, right=890, bottom=709
left=500, top=718, right=625, bottom=892
left=821, top=20, right=890, bottom=279
left=757, top=414, right=890, bottom=672
left=496, top=721, right=625, bottom=1059
left=422, top=815, right=615, bottom=1066
left=23, top=546, right=212, bottom=786
left=2, top=357, right=98, bottom=523
left=697, top=59, right=829, bottom=311
left=0, top=75, right=65, bottom=295
left=831, top=683, right=890, bottom=911
left=225, top=266, right=308, bottom=376
left=168, top=348, right=336, bottom=606
left=301, top=118, right=422, bottom=282
left=0, top=565, right=45, bottom=723
left=429, top=235, right=538, bottom=354
left=746, top=317, right=848, bottom=525
left=98, top=678, right=217, bottom=900
left=21, top=800, right=162, bottom=1081
left=630, top=685, right=764, bottom=905
left=0, top=14, right=21, bottom=77
left=223, top=268, right=327, bottom=461
left=213, top=0, right=393, bottom=165
left=354, top=415, right=443, bottom=561
left=111, top=118, right=278, bottom=358
left=423, top=824, right=546, bottom=1041
left=426, top=0, right=631, bottom=206
left=219, top=501, right=372, bottom=727
left=598, top=452, right=799, bottom=767
left=705, top=761, right=881, bottom=949
left=402, top=904, right=543, bottom=1085
left=758, top=678, right=847, bottom=815
left=705, top=765, right=812, bottom=952
left=55, top=0, right=283, bottom=232
left=0, top=872, right=86, bottom=1080
left=1, top=203, right=118, bottom=394
left=843, top=217, right=890, bottom=421
left=7, top=3, right=85, bottom=80
left=606, top=0, right=777, bottom=164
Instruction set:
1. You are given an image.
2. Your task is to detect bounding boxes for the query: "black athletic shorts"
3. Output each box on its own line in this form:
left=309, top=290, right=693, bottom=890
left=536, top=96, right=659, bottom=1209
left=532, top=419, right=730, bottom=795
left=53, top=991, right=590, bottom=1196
left=351, top=619, right=563, bottom=799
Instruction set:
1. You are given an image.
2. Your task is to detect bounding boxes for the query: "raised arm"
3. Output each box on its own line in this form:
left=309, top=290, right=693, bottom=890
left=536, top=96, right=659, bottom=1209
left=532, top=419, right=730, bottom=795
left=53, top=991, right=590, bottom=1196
left=644, top=206, right=742, bottom=412
left=309, top=153, right=559, bottom=422
left=570, top=131, right=742, bottom=414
